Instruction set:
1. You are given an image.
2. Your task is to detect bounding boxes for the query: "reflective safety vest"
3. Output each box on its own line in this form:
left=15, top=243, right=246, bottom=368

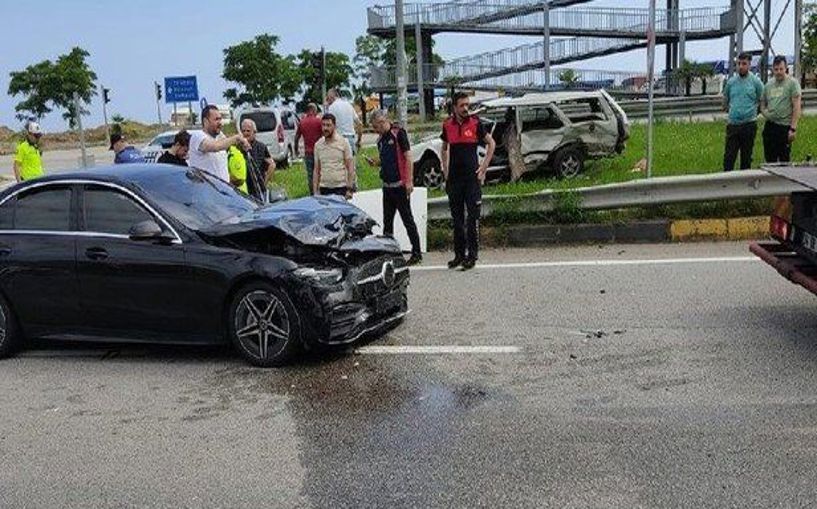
left=227, top=145, right=248, bottom=194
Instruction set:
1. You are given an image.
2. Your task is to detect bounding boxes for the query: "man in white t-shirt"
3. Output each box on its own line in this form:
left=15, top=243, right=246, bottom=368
left=188, top=105, right=250, bottom=183
left=326, top=88, right=362, bottom=155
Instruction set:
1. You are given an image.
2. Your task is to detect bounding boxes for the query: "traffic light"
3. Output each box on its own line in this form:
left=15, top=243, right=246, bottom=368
left=155, top=82, right=162, bottom=101
left=102, top=88, right=110, bottom=104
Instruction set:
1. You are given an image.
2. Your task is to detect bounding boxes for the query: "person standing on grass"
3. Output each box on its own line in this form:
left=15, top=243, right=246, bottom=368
left=761, top=56, right=802, bottom=163
left=366, top=109, right=423, bottom=265
left=157, top=130, right=190, bottom=166
left=313, top=114, right=355, bottom=199
left=13, top=121, right=43, bottom=182
left=294, top=103, right=323, bottom=195
left=326, top=88, right=362, bottom=156
left=188, top=104, right=250, bottom=183
left=240, top=118, right=275, bottom=200
left=441, top=91, right=495, bottom=271
left=722, top=52, right=764, bottom=171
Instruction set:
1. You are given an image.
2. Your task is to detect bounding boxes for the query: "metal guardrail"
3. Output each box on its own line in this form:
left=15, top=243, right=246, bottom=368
left=619, top=89, right=817, bottom=119
left=426, top=169, right=814, bottom=220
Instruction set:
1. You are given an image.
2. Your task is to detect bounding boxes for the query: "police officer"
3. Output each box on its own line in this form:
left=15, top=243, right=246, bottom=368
left=366, top=109, right=422, bottom=265
left=441, top=91, right=495, bottom=270
left=13, top=121, right=44, bottom=182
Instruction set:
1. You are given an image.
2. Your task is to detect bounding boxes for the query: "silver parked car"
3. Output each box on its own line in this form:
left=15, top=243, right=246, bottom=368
left=235, top=107, right=300, bottom=168
left=410, top=89, right=630, bottom=188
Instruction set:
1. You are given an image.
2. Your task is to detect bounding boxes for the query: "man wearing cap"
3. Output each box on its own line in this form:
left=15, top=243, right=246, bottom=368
left=110, top=133, right=145, bottom=164
left=13, top=121, right=44, bottom=182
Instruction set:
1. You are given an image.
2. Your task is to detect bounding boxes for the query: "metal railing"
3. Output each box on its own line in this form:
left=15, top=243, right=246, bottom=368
left=368, top=2, right=732, bottom=35
left=426, top=169, right=815, bottom=221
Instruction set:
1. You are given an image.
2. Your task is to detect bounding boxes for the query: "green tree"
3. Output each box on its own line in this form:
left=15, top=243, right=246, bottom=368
left=296, top=49, right=353, bottom=110
left=672, top=59, right=697, bottom=96
left=7, top=47, right=98, bottom=128
left=803, top=5, right=817, bottom=83
left=222, top=34, right=301, bottom=108
left=558, top=69, right=579, bottom=89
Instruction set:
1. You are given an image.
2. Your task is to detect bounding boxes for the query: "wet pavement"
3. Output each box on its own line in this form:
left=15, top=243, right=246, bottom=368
left=1, top=242, right=817, bottom=508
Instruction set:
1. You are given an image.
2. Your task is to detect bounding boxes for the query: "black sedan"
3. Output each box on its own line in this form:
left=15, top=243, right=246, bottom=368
left=0, top=164, right=409, bottom=366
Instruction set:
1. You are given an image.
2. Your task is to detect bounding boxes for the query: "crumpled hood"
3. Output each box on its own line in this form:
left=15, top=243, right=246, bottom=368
left=199, top=195, right=400, bottom=253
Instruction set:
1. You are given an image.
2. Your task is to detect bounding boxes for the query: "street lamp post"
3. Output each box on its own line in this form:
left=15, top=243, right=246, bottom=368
left=647, top=0, right=657, bottom=178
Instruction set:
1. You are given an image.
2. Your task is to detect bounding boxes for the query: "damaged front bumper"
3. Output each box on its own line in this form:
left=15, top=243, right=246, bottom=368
left=289, top=255, right=411, bottom=347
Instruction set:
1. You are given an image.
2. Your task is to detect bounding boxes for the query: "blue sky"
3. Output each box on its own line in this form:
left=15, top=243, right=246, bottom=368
left=0, top=0, right=795, bottom=131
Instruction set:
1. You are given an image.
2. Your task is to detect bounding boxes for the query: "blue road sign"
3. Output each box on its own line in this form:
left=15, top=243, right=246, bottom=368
left=164, top=76, right=199, bottom=104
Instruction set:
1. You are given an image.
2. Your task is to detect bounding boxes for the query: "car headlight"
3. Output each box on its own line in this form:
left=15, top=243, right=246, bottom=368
left=294, top=267, right=344, bottom=285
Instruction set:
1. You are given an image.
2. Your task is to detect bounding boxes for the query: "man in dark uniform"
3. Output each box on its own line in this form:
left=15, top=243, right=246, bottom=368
left=366, top=109, right=422, bottom=265
left=441, top=91, right=495, bottom=270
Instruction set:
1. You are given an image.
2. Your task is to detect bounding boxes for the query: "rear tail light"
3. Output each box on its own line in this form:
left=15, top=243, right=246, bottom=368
left=277, top=124, right=285, bottom=143
left=772, top=196, right=793, bottom=222
left=770, top=215, right=790, bottom=241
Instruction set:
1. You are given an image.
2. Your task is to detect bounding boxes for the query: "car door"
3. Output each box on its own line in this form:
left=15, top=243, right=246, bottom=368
left=75, top=183, right=203, bottom=342
left=516, top=104, right=567, bottom=164
left=0, top=183, right=80, bottom=336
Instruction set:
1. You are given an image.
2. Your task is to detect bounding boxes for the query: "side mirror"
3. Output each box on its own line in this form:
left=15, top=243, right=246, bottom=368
left=129, top=220, right=173, bottom=242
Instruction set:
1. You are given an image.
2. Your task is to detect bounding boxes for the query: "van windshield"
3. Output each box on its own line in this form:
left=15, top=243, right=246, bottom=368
left=240, top=111, right=277, bottom=132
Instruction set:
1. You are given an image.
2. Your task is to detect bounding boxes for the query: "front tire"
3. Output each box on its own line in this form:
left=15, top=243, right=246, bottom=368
left=0, top=293, right=22, bottom=359
left=229, top=282, right=301, bottom=367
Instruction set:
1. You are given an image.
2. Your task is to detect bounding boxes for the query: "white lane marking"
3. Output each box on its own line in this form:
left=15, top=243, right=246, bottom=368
left=355, top=345, right=522, bottom=354
left=410, top=256, right=758, bottom=272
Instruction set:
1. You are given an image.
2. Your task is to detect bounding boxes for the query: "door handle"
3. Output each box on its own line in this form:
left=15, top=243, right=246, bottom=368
left=85, top=247, right=109, bottom=261
left=0, top=246, right=11, bottom=257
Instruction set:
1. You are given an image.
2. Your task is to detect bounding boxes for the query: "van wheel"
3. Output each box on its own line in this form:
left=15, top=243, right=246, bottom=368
left=553, top=147, right=584, bottom=178
left=279, top=147, right=291, bottom=169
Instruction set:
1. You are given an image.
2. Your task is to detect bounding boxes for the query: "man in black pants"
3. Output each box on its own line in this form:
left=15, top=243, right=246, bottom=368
left=722, top=52, right=764, bottom=171
left=441, top=92, right=496, bottom=271
left=367, top=110, right=422, bottom=265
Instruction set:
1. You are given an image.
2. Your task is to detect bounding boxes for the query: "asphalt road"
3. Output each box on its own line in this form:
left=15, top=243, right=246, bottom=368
left=1, top=241, right=817, bottom=508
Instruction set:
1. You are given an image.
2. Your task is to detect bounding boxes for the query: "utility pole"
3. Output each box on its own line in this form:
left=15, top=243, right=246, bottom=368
left=321, top=47, right=327, bottom=109
left=395, top=0, right=409, bottom=126
left=760, top=0, right=772, bottom=83
left=647, top=0, right=656, bottom=179
left=73, top=92, right=89, bottom=168
left=415, top=12, right=426, bottom=121
left=543, top=2, right=551, bottom=90
left=795, top=0, right=804, bottom=82
left=100, top=85, right=110, bottom=143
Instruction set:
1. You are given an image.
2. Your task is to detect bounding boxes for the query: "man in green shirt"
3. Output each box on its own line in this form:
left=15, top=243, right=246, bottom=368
left=762, top=55, right=802, bottom=163
left=722, top=53, right=764, bottom=171
left=13, top=121, right=44, bottom=182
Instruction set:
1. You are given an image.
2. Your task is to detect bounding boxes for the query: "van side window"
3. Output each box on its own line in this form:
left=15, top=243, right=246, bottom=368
left=519, top=107, right=564, bottom=131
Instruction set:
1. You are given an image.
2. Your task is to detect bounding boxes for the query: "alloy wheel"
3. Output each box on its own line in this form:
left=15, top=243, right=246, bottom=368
left=234, top=290, right=291, bottom=361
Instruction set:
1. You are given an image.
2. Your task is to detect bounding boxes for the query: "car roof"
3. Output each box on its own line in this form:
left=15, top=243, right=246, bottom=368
left=482, top=90, right=607, bottom=109
left=6, top=164, right=188, bottom=192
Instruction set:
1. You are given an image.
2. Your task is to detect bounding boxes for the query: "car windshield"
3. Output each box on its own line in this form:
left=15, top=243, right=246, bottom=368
left=133, top=168, right=259, bottom=230
left=149, top=134, right=177, bottom=148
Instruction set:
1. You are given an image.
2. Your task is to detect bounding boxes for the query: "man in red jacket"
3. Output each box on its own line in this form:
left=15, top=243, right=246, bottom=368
left=367, top=109, right=422, bottom=265
left=295, top=103, right=324, bottom=195
left=441, top=91, right=495, bottom=270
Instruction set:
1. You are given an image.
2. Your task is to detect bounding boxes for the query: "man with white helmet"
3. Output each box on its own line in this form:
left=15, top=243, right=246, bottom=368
left=13, top=121, right=44, bottom=182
